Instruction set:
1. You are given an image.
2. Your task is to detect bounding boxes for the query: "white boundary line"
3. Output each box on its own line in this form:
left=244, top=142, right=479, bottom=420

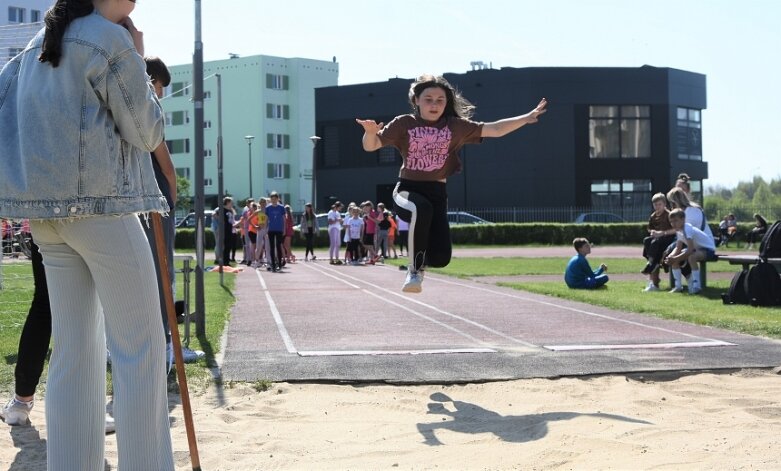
left=304, top=262, right=541, bottom=350
left=545, top=340, right=735, bottom=351
left=255, top=269, right=297, bottom=354
left=398, top=268, right=732, bottom=346
left=298, top=348, right=496, bottom=357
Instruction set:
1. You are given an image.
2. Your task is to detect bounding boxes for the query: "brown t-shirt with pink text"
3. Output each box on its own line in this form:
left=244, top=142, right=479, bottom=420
left=377, top=114, right=483, bottom=182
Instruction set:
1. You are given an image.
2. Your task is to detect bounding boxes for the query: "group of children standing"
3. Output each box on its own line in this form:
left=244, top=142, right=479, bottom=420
left=329, top=201, right=409, bottom=266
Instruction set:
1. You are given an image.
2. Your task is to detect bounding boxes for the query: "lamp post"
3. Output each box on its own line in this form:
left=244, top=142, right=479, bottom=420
left=245, top=135, right=255, bottom=198
left=310, top=135, right=321, bottom=208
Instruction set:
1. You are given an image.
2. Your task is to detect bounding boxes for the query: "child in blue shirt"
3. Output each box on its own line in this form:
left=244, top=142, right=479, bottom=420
left=565, top=238, right=609, bottom=289
left=264, top=192, right=287, bottom=272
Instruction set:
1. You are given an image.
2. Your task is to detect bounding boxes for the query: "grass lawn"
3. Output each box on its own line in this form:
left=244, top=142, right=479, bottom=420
left=385, top=256, right=781, bottom=339
left=385, top=256, right=740, bottom=276
left=0, top=259, right=234, bottom=394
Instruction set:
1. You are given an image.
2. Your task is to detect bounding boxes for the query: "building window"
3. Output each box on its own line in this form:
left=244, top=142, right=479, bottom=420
left=676, top=107, right=702, bottom=161
left=204, top=178, right=213, bottom=187
left=203, top=149, right=212, bottom=158
left=203, top=91, right=211, bottom=100
left=589, top=105, right=651, bottom=159
left=171, top=81, right=190, bottom=98
left=267, top=163, right=290, bottom=180
left=266, top=133, right=290, bottom=149
left=165, top=111, right=189, bottom=126
left=203, top=120, right=212, bottom=128
left=30, top=9, right=41, bottom=22
left=590, top=179, right=652, bottom=215
left=266, top=73, right=289, bottom=90
left=7, top=48, right=23, bottom=60
left=8, top=7, right=25, bottom=23
left=378, top=147, right=399, bottom=165
left=176, top=167, right=191, bottom=179
left=166, top=139, right=190, bottom=154
left=266, top=103, right=290, bottom=119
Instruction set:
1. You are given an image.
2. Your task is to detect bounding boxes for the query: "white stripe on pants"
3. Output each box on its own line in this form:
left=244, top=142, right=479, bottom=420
left=31, top=215, right=174, bottom=471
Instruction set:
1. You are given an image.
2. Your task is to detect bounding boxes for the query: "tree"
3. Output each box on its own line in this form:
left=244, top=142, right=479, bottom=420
left=176, top=176, right=192, bottom=212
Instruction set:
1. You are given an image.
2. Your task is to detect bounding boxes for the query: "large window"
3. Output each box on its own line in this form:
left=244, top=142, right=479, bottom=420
left=30, top=9, right=41, bottom=22
left=267, top=163, right=291, bottom=180
left=378, top=147, right=399, bottom=165
left=166, top=139, right=190, bottom=154
left=266, top=104, right=290, bottom=120
left=589, top=105, right=651, bottom=159
left=170, top=82, right=190, bottom=98
left=266, top=74, right=289, bottom=90
left=591, top=179, right=652, bottom=215
left=677, top=107, right=702, bottom=161
left=323, top=126, right=340, bottom=167
left=176, top=168, right=191, bottom=179
left=165, top=110, right=189, bottom=126
left=8, top=7, right=25, bottom=23
left=266, top=133, right=290, bottom=149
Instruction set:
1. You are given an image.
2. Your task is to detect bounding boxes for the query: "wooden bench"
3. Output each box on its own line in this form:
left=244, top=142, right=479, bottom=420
left=718, top=255, right=781, bottom=271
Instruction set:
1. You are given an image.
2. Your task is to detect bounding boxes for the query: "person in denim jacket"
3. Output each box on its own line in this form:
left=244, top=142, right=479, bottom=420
left=0, top=1, right=174, bottom=470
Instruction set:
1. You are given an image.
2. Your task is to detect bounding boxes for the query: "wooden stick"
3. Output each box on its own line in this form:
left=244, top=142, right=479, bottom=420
left=151, top=212, right=202, bottom=471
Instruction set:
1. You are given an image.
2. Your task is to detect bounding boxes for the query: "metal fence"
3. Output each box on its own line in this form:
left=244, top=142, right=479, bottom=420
left=451, top=205, right=780, bottom=225
left=450, top=206, right=652, bottom=223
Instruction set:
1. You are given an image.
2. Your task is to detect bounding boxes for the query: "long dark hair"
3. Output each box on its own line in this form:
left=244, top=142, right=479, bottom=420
left=39, top=0, right=95, bottom=67
left=408, top=74, right=475, bottom=120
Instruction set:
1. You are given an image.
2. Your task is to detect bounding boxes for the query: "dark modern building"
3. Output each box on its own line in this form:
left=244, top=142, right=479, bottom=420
left=313, top=66, right=706, bottom=221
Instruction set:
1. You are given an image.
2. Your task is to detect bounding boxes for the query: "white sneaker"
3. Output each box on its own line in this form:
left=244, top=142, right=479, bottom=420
left=182, top=347, right=205, bottom=363
left=643, top=282, right=659, bottom=292
left=105, top=414, right=116, bottom=434
left=1, top=397, right=33, bottom=425
left=669, top=286, right=684, bottom=293
left=402, top=270, right=423, bottom=293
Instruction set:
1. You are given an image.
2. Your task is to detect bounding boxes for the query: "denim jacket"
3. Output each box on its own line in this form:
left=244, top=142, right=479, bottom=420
left=0, top=11, right=168, bottom=219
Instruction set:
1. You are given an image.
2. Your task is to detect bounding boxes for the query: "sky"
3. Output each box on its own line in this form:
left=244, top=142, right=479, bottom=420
left=131, top=0, right=780, bottom=189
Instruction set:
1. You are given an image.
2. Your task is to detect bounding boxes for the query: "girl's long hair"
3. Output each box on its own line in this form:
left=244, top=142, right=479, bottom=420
left=39, top=0, right=95, bottom=67
left=408, top=74, right=475, bottom=120
left=667, top=187, right=699, bottom=210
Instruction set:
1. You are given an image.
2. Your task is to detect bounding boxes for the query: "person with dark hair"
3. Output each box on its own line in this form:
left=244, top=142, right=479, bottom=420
left=0, top=0, right=175, bottom=469
left=143, top=55, right=177, bottom=372
left=564, top=238, right=609, bottom=289
left=747, top=213, right=769, bottom=250
left=356, top=74, right=546, bottom=292
left=299, top=202, right=319, bottom=261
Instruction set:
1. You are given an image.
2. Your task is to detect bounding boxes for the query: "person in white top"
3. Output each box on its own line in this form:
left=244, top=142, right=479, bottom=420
left=344, top=206, right=365, bottom=265
left=664, top=208, right=717, bottom=295
left=327, top=201, right=344, bottom=265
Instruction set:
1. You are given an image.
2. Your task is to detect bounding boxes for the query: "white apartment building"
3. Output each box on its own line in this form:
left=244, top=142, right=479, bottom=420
left=0, top=0, right=49, bottom=69
left=164, top=54, right=339, bottom=211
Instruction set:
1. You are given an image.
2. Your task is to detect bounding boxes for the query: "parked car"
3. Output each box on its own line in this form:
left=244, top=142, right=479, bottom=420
left=176, top=210, right=215, bottom=229
left=573, top=212, right=626, bottom=224
left=293, top=213, right=345, bottom=232
left=447, top=211, right=490, bottom=226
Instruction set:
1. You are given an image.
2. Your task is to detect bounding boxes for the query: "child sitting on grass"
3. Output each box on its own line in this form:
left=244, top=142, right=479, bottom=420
left=664, top=208, right=717, bottom=294
left=565, top=238, right=609, bottom=289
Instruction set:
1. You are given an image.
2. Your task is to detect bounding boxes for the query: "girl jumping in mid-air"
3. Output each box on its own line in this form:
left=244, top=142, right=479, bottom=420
left=356, top=74, right=546, bottom=293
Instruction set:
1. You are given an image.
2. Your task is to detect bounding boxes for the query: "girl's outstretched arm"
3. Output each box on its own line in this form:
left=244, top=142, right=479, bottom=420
left=481, top=98, right=547, bottom=138
left=356, top=119, right=385, bottom=151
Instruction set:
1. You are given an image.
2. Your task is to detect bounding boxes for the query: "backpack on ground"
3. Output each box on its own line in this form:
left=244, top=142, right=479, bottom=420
left=721, top=269, right=749, bottom=305
left=744, top=261, right=781, bottom=307
left=759, top=220, right=781, bottom=259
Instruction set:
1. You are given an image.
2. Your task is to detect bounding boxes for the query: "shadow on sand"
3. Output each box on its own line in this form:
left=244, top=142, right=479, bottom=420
left=417, top=392, right=652, bottom=446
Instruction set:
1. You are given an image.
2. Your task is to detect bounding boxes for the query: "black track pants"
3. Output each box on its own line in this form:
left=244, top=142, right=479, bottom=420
left=392, top=179, right=451, bottom=273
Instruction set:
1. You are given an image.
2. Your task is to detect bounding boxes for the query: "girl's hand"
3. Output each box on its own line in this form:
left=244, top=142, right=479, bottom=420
left=120, top=17, right=145, bottom=56
left=355, top=119, right=384, bottom=135
left=524, top=98, right=547, bottom=124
